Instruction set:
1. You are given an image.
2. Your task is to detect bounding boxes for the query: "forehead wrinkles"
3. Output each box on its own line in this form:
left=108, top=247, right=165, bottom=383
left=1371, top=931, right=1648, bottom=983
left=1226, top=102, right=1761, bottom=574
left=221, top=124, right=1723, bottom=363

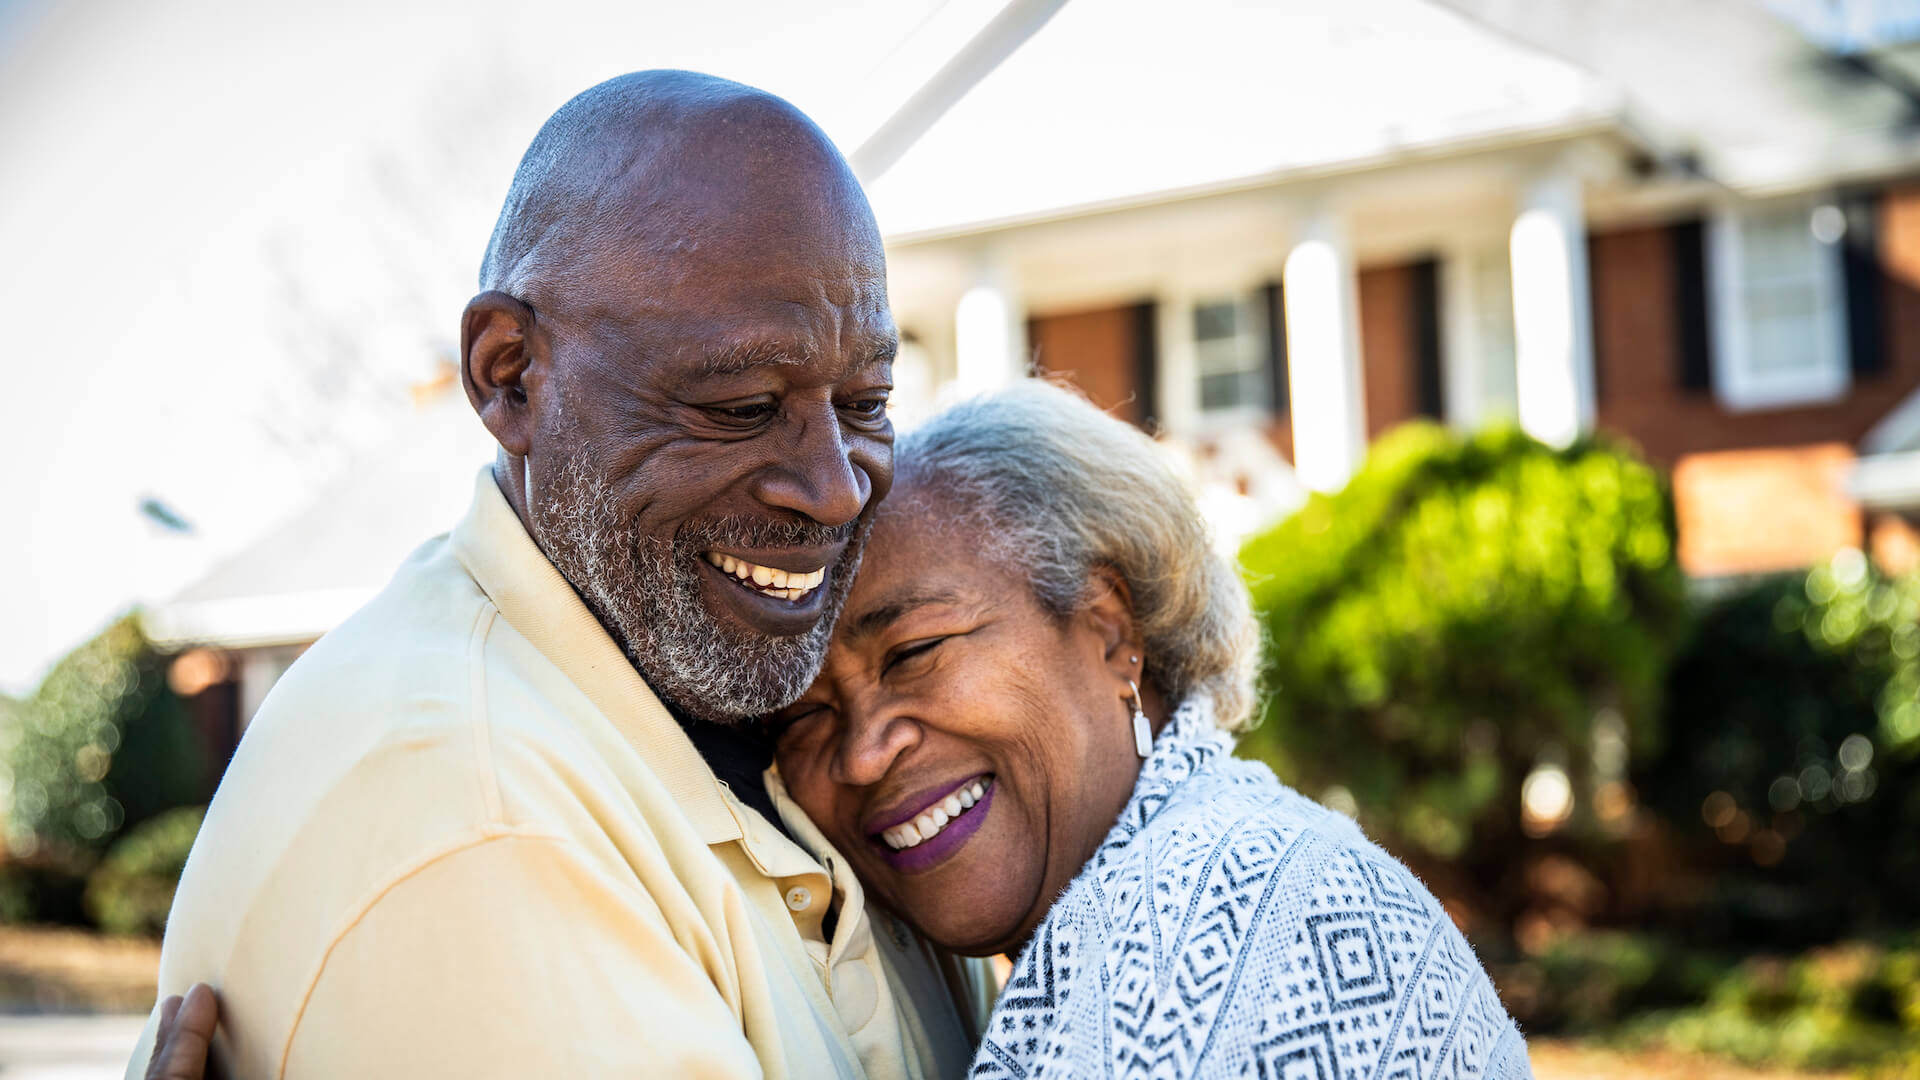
left=566, top=295, right=892, bottom=385
left=550, top=197, right=888, bottom=346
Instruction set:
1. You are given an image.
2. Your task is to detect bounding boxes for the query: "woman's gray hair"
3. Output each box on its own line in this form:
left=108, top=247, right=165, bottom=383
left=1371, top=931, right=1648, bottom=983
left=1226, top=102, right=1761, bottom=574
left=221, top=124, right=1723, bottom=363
left=896, top=379, right=1260, bottom=730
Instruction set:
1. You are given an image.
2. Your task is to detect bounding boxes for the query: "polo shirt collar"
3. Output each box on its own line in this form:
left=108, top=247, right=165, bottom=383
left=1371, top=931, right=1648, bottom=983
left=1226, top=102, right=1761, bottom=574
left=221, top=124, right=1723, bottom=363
left=448, top=466, right=742, bottom=846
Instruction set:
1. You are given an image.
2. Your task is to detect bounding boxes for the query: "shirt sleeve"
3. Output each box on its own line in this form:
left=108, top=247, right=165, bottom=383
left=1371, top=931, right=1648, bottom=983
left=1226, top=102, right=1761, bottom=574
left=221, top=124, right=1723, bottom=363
left=279, top=830, right=762, bottom=1079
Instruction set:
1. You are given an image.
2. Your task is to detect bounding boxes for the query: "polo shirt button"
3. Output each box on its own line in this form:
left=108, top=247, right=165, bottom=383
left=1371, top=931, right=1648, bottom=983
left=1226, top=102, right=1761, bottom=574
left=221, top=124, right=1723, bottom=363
left=784, top=885, right=813, bottom=912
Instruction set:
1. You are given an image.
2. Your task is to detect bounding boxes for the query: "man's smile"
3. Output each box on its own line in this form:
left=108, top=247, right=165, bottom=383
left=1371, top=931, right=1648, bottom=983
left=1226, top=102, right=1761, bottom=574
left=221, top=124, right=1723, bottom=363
left=703, top=551, right=827, bottom=602
left=693, top=539, right=853, bottom=638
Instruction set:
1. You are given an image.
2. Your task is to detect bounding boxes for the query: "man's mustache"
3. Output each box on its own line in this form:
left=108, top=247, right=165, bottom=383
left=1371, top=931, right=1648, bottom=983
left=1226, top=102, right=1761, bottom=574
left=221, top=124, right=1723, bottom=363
left=668, top=515, right=860, bottom=554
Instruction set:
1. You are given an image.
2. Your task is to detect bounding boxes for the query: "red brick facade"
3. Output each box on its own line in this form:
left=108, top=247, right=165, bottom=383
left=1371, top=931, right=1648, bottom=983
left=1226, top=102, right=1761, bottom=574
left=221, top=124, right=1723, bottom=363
left=1358, top=265, right=1422, bottom=440
left=1585, top=185, right=1920, bottom=573
left=1027, top=304, right=1147, bottom=425
left=1023, top=186, right=1920, bottom=576
left=1589, top=194, right=1920, bottom=466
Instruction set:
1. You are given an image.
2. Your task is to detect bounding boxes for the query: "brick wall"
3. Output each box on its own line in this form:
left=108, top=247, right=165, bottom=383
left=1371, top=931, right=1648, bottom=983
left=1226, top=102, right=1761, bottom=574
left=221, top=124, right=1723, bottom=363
left=1591, top=187, right=1920, bottom=466
left=1027, top=303, right=1148, bottom=426
left=1671, top=444, right=1864, bottom=576
left=1359, top=264, right=1421, bottom=439
left=1584, top=186, right=1920, bottom=574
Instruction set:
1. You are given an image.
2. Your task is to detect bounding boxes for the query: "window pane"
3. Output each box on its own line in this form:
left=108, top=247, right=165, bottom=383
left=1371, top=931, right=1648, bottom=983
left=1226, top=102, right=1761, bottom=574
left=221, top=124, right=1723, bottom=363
left=1193, top=294, right=1271, bottom=413
left=1739, top=205, right=1825, bottom=378
left=1193, top=302, right=1239, bottom=342
left=1199, top=370, right=1268, bottom=411
left=1196, top=336, right=1251, bottom=376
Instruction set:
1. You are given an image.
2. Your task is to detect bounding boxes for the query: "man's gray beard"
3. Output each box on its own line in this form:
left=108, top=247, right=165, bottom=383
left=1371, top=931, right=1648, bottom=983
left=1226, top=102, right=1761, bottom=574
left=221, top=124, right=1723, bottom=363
left=534, top=456, right=863, bottom=726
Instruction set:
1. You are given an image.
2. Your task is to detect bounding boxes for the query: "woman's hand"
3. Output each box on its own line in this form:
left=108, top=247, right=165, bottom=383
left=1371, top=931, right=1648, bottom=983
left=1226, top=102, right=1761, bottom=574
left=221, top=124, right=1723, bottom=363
left=145, top=984, right=219, bottom=1080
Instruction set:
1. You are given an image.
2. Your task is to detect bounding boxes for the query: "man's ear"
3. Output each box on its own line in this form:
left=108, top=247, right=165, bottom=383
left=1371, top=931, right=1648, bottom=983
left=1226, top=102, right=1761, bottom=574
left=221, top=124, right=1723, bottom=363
left=461, top=290, right=539, bottom=457
left=1082, top=566, right=1146, bottom=683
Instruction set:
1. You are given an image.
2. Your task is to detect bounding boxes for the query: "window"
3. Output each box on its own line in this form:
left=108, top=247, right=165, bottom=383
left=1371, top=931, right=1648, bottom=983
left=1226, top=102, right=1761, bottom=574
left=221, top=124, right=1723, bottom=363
left=1708, top=199, right=1850, bottom=411
left=1193, top=294, right=1270, bottom=416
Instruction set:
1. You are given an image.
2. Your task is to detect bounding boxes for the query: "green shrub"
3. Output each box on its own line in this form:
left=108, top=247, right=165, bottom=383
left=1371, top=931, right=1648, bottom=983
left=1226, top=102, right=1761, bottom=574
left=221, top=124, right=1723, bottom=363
left=0, top=614, right=205, bottom=872
left=1507, top=932, right=1920, bottom=1070
left=1237, top=423, right=1685, bottom=893
left=1501, top=930, right=1719, bottom=1031
left=1617, top=940, right=1920, bottom=1070
left=1645, top=556, right=1920, bottom=940
left=83, top=805, right=204, bottom=936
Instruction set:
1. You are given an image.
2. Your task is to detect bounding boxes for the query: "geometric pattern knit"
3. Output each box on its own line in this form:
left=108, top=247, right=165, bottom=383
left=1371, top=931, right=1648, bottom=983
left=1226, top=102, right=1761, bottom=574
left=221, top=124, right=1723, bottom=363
left=969, top=698, right=1533, bottom=1080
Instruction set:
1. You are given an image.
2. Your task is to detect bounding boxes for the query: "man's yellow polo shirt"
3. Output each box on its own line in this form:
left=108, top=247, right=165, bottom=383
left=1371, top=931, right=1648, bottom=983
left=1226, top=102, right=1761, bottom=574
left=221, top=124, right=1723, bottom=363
left=130, top=469, right=987, bottom=1079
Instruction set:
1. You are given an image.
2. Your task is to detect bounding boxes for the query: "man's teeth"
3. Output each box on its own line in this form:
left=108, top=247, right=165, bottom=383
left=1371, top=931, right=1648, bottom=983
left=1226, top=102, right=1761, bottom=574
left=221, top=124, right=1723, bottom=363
left=881, top=779, right=988, bottom=851
left=703, top=552, right=826, bottom=600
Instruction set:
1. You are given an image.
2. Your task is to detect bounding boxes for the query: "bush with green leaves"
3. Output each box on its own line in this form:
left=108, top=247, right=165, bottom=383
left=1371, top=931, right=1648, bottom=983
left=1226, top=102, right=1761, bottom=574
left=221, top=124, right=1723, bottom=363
left=1644, top=554, right=1920, bottom=939
left=1498, top=932, right=1920, bottom=1070
left=1237, top=423, right=1686, bottom=895
left=1618, top=938, right=1920, bottom=1071
left=83, top=805, right=204, bottom=936
left=1793, top=551, right=1920, bottom=755
left=0, top=614, right=205, bottom=872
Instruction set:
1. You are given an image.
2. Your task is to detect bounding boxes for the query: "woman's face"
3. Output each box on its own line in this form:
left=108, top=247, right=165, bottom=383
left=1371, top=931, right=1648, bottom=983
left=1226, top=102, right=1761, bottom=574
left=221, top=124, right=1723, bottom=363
left=770, top=492, right=1149, bottom=956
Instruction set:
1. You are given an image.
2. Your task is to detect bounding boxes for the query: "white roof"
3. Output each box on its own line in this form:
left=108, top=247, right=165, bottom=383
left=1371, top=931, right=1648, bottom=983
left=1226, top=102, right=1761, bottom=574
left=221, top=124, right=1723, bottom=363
left=1849, top=450, right=1920, bottom=511
left=1434, top=0, right=1920, bottom=196
left=864, top=0, right=1621, bottom=239
left=147, top=391, right=497, bottom=649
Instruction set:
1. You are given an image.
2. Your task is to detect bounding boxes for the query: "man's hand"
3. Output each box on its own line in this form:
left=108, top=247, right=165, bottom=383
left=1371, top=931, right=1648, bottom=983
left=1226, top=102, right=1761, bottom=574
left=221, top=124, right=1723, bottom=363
left=145, top=984, right=219, bottom=1080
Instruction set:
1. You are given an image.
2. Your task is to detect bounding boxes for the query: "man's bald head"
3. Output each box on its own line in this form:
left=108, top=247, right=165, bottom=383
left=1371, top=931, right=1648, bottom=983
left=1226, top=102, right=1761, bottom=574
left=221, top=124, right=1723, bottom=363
left=462, top=70, right=898, bottom=725
left=479, top=70, right=878, bottom=315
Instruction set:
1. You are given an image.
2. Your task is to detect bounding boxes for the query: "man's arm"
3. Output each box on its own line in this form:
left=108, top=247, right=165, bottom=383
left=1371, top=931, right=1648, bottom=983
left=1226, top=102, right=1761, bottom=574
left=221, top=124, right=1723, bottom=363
left=282, top=829, right=759, bottom=1078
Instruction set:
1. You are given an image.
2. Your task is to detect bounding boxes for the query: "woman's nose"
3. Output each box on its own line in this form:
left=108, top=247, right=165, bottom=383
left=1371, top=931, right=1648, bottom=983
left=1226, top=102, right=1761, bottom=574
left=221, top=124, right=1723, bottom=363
left=831, top=703, right=920, bottom=789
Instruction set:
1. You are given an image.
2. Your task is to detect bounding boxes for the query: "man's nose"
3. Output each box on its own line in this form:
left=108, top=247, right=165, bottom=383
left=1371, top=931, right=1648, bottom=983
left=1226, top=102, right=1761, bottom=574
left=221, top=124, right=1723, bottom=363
left=753, top=404, right=871, bottom=526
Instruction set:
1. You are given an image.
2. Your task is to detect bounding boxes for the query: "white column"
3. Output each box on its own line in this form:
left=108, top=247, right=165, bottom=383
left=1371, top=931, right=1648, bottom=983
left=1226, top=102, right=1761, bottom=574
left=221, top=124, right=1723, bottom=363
left=952, top=260, right=1027, bottom=397
left=1283, top=210, right=1367, bottom=493
left=1510, top=173, right=1596, bottom=448
left=1154, top=285, right=1200, bottom=438
left=1440, top=246, right=1486, bottom=433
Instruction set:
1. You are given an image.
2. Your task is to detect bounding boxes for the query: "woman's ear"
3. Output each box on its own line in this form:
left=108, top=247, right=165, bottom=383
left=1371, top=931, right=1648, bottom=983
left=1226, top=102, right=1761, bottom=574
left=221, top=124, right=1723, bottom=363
left=1081, top=566, right=1146, bottom=684
left=461, top=290, right=539, bottom=458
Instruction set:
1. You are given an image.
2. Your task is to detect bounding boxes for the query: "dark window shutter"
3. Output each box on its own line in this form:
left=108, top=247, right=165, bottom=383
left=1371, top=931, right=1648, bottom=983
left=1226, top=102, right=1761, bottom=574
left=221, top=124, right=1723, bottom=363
left=1130, top=301, right=1159, bottom=432
left=1670, top=219, right=1714, bottom=393
left=1587, top=234, right=1607, bottom=406
left=1408, top=258, right=1444, bottom=419
left=1263, top=281, right=1290, bottom=415
left=1842, top=193, right=1888, bottom=379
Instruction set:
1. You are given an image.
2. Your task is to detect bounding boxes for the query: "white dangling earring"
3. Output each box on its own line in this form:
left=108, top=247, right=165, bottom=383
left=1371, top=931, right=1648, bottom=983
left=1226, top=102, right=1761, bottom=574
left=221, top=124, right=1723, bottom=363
left=1127, top=679, right=1152, bottom=758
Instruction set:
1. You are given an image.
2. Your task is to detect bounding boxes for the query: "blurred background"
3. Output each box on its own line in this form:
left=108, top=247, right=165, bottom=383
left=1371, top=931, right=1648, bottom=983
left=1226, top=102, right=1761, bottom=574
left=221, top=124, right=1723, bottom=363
left=5, top=0, right=1920, bottom=1076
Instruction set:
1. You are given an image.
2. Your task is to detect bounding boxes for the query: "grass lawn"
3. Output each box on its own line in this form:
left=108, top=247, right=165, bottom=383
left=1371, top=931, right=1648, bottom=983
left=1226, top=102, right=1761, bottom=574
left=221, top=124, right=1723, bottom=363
left=1529, top=1038, right=1849, bottom=1079
left=0, top=925, right=158, bottom=1014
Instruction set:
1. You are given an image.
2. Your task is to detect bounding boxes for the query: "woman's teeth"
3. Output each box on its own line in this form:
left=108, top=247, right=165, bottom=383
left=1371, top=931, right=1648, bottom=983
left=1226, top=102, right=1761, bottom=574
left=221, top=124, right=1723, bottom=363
left=881, top=779, right=988, bottom=851
left=704, top=552, right=826, bottom=601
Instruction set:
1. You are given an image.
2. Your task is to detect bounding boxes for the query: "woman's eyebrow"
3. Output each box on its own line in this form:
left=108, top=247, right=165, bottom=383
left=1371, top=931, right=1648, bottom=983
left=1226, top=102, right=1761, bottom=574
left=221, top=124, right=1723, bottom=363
left=843, top=587, right=964, bottom=643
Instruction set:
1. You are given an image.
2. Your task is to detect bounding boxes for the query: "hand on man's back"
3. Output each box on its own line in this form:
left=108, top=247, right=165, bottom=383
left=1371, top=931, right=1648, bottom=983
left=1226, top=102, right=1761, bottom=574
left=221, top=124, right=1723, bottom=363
left=145, top=984, right=219, bottom=1080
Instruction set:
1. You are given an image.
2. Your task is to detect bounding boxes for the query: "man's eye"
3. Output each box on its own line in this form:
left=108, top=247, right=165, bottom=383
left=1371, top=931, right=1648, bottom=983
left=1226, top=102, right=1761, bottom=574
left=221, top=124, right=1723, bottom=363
left=711, top=402, right=776, bottom=424
left=841, top=395, right=889, bottom=419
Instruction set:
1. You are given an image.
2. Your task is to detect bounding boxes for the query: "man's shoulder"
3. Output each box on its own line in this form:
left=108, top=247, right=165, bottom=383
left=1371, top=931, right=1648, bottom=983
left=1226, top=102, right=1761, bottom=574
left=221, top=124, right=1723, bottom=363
left=161, top=532, right=606, bottom=962
left=258, top=533, right=489, bottom=715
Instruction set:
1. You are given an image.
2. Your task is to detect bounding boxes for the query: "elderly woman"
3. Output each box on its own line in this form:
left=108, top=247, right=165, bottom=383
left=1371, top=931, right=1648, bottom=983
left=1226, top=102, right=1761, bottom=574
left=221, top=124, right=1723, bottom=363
left=770, top=380, right=1532, bottom=1078
left=145, top=381, right=1530, bottom=1079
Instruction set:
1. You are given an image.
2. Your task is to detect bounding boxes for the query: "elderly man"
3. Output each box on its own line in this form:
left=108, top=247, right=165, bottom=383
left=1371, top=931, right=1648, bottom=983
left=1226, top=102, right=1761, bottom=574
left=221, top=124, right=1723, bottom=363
left=129, top=71, right=986, bottom=1079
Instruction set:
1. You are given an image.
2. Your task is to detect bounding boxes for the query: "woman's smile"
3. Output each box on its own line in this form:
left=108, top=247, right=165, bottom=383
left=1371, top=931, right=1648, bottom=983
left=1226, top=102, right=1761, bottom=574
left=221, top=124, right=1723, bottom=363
left=871, top=775, right=994, bottom=872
